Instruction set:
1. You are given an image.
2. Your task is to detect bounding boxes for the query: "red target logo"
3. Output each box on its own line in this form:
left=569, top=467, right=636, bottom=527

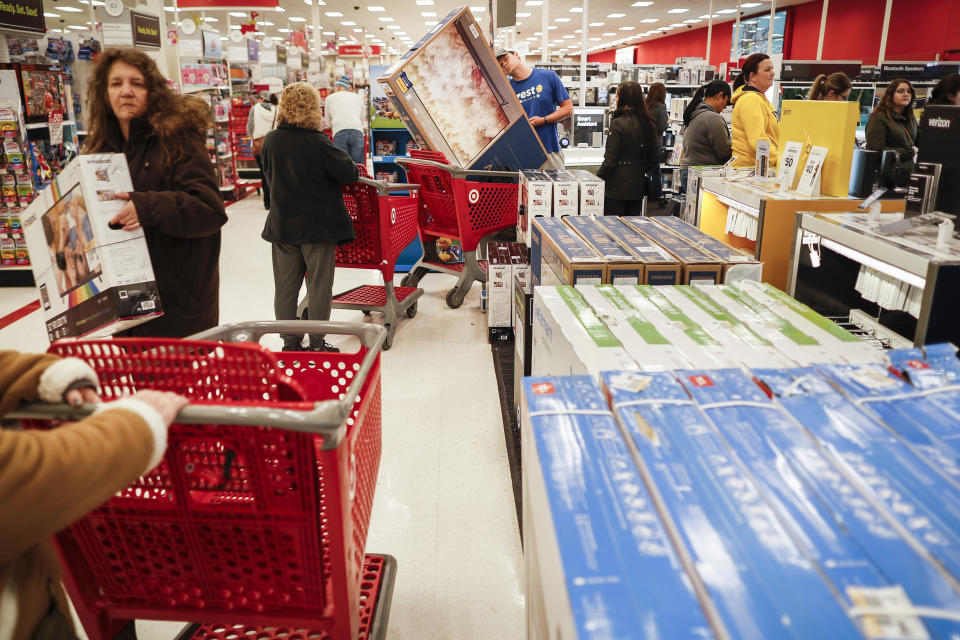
left=468, top=189, right=480, bottom=204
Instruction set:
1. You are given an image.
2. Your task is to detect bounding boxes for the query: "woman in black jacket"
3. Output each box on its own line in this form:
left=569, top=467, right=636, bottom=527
left=597, top=82, right=660, bottom=216
left=260, top=82, right=359, bottom=352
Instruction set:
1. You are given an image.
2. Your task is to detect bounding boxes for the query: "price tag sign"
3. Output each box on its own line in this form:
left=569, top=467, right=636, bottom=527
left=48, top=110, right=63, bottom=146
left=796, top=146, right=828, bottom=197
left=778, top=140, right=803, bottom=191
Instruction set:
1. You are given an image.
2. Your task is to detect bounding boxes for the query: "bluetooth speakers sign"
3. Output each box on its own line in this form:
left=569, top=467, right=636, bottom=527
left=132, top=11, right=161, bottom=48
left=0, top=0, right=45, bottom=34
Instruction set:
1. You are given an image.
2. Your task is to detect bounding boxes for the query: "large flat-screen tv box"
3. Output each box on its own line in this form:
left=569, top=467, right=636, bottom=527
left=20, top=154, right=162, bottom=342
left=377, top=8, right=547, bottom=171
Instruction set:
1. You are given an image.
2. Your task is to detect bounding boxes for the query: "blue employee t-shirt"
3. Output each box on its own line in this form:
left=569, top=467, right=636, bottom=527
left=509, top=68, right=570, bottom=153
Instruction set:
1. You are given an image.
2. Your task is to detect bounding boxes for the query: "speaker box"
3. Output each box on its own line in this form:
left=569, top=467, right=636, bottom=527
left=848, top=148, right=880, bottom=198
left=878, top=149, right=898, bottom=189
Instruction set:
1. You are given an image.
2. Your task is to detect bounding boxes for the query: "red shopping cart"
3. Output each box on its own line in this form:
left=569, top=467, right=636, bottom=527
left=394, top=152, right=518, bottom=309
left=13, top=321, right=394, bottom=640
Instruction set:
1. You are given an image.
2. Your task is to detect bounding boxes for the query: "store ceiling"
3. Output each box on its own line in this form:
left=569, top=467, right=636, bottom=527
left=42, top=0, right=810, bottom=58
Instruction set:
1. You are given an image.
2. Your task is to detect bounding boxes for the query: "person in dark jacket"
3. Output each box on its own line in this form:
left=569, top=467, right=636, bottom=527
left=83, top=48, right=227, bottom=338
left=865, top=78, right=918, bottom=173
left=681, top=80, right=732, bottom=166
left=928, top=73, right=960, bottom=106
left=597, top=82, right=660, bottom=216
left=260, top=82, right=359, bottom=352
left=645, top=82, right=668, bottom=203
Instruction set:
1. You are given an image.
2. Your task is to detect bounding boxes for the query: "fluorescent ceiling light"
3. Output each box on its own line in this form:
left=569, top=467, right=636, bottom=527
left=547, top=25, right=557, bottom=29
left=562, top=34, right=574, bottom=38
left=621, top=26, right=635, bottom=30
left=229, top=11, right=246, bottom=17
left=602, top=31, right=615, bottom=36
left=353, top=28, right=362, bottom=32
left=278, top=28, right=291, bottom=32
left=632, top=1, right=654, bottom=5
left=699, top=14, right=719, bottom=18
left=289, top=16, right=306, bottom=21
left=607, top=13, right=625, bottom=18
left=421, top=11, right=436, bottom=16
left=323, top=31, right=335, bottom=35
left=517, top=12, right=531, bottom=17
left=416, top=0, right=434, bottom=4
left=589, top=21, right=604, bottom=26
left=379, top=16, right=394, bottom=21
left=341, top=21, right=357, bottom=25
left=470, top=6, right=486, bottom=11
left=58, top=6, right=84, bottom=12
left=684, top=19, right=702, bottom=23
left=44, top=12, right=60, bottom=17
left=569, top=6, right=582, bottom=12
left=388, top=25, right=401, bottom=29
left=260, top=20, right=273, bottom=25
left=741, top=2, right=762, bottom=6
left=667, top=8, right=690, bottom=13
left=717, top=8, right=737, bottom=13
left=555, top=17, right=570, bottom=22
left=589, top=37, right=600, bottom=41
left=574, top=29, right=582, bottom=33
left=640, top=18, right=658, bottom=22
left=275, top=6, right=285, bottom=11
left=229, top=24, right=240, bottom=29
left=325, top=11, right=342, bottom=17
left=203, top=17, right=218, bottom=22
left=367, top=5, right=385, bottom=10
left=525, top=0, right=544, bottom=5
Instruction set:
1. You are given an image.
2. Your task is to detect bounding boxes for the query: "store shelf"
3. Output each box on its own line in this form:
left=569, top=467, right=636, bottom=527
left=219, top=184, right=235, bottom=191
left=0, top=265, right=32, bottom=271
left=217, top=152, right=234, bottom=159
left=24, top=120, right=76, bottom=130
left=215, top=118, right=230, bottom=124
left=372, top=155, right=408, bottom=163
left=184, top=86, right=227, bottom=94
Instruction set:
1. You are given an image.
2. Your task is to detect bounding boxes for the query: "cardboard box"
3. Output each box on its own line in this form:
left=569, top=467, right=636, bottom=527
left=377, top=8, right=547, bottom=170
left=653, top=216, right=762, bottom=283
left=568, top=169, right=604, bottom=216
left=603, top=370, right=866, bottom=640
left=591, top=216, right=682, bottom=285
left=530, top=217, right=604, bottom=286
left=513, top=272, right=533, bottom=425
left=518, top=169, right=552, bottom=246
left=486, top=242, right=513, bottom=340
left=20, top=154, right=161, bottom=342
left=562, top=216, right=643, bottom=285
left=544, top=170, right=578, bottom=217
left=621, top=216, right=723, bottom=284
left=531, top=285, right=637, bottom=379
left=520, top=375, right=716, bottom=640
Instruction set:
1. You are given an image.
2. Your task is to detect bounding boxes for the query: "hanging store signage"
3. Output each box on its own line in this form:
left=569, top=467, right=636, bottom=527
left=176, top=0, right=278, bottom=7
left=276, top=46, right=287, bottom=64
left=880, top=62, right=960, bottom=82
left=780, top=61, right=862, bottom=82
left=338, top=45, right=381, bottom=57
left=102, top=21, right=134, bottom=47
left=132, top=12, right=162, bottom=48
left=247, top=39, right=260, bottom=62
left=228, top=45, right=247, bottom=63
left=202, top=30, right=223, bottom=59
left=302, top=53, right=309, bottom=70
left=260, top=48, right=277, bottom=65
left=615, top=47, right=635, bottom=65
left=0, top=0, right=45, bottom=34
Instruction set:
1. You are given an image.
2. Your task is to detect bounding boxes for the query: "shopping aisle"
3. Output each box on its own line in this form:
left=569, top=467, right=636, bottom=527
left=0, top=194, right=524, bottom=640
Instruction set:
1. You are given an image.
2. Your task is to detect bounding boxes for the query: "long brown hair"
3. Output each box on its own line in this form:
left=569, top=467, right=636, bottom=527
left=733, top=53, right=771, bottom=91
left=614, top=81, right=656, bottom=131
left=83, top=48, right=212, bottom=165
left=645, top=82, right=666, bottom=109
left=808, top=72, right=852, bottom=100
left=873, top=78, right=915, bottom=121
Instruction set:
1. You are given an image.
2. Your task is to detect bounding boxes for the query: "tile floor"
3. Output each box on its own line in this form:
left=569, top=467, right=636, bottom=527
left=0, top=194, right=524, bottom=639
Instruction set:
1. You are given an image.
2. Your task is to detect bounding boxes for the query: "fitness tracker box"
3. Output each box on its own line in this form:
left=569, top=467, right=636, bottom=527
left=20, top=153, right=161, bottom=342
left=377, top=7, right=547, bottom=171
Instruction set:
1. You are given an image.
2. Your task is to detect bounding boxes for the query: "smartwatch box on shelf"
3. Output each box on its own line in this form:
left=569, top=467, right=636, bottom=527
left=518, top=169, right=553, bottom=246
left=487, top=242, right=529, bottom=341
left=20, top=154, right=161, bottom=342
left=377, top=8, right=547, bottom=171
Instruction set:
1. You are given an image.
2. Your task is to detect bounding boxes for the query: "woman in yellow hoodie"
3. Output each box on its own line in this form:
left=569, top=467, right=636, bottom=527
left=731, top=53, right=780, bottom=171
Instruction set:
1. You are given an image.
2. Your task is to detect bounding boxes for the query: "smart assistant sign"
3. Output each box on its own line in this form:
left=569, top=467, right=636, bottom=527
left=132, top=12, right=161, bottom=48
left=0, top=0, right=45, bottom=35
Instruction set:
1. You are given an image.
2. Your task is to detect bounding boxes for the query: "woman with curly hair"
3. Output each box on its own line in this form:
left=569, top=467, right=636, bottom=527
left=260, top=82, right=358, bottom=352
left=83, top=48, right=227, bottom=338
left=866, top=78, right=918, bottom=173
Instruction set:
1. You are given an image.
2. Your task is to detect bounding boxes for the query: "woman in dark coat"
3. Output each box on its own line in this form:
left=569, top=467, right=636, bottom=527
left=260, top=82, right=359, bottom=352
left=865, top=78, right=919, bottom=174
left=83, top=48, right=227, bottom=338
left=597, top=81, right=660, bottom=216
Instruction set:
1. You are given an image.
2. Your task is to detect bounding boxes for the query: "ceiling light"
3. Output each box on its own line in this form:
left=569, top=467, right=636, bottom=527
left=421, top=11, right=436, bottom=16
left=353, top=28, right=362, bottom=32
left=203, top=17, right=218, bottom=22
left=517, top=12, right=531, bottom=17
left=367, top=5, right=385, bottom=10
left=325, top=11, right=342, bottom=17
left=379, top=16, right=394, bottom=21
left=341, top=21, right=357, bottom=25
left=569, top=6, right=582, bottom=11
left=717, top=8, right=737, bottom=13
left=667, top=8, right=690, bottom=13
left=58, top=6, right=84, bottom=12
left=684, top=19, right=702, bottom=23
left=640, top=18, right=658, bottom=22
left=574, top=29, right=582, bottom=33
left=229, top=24, right=241, bottom=29
left=470, top=6, right=486, bottom=11
left=525, top=0, right=544, bottom=5
left=323, top=31, right=335, bottom=35
left=388, top=25, right=401, bottom=29
left=278, top=28, right=291, bottom=32
left=555, top=17, right=570, bottom=22
left=602, top=32, right=615, bottom=36
left=547, top=25, right=557, bottom=29
left=275, top=6, right=285, bottom=11
left=621, top=26, right=635, bottom=30
left=607, top=13, right=625, bottom=18
left=229, top=11, right=246, bottom=17
left=44, top=12, right=60, bottom=17
left=289, top=16, right=306, bottom=22
left=741, top=2, right=762, bottom=6
left=416, top=0, right=434, bottom=4
left=632, top=1, right=654, bottom=5
left=562, top=34, right=574, bottom=39
left=589, top=22, right=604, bottom=26
left=589, top=37, right=600, bottom=41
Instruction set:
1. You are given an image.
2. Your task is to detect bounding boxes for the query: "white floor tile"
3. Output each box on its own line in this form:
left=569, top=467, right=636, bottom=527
left=5, top=192, right=523, bottom=639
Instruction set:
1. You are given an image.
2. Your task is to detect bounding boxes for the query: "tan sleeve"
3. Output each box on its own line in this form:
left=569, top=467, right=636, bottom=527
left=0, top=408, right=154, bottom=564
left=0, top=351, right=60, bottom=416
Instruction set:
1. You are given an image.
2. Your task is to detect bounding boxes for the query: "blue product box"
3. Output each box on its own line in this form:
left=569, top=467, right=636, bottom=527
left=755, top=367, right=960, bottom=583
left=602, top=370, right=862, bottom=640
left=682, top=368, right=960, bottom=640
left=521, top=376, right=714, bottom=639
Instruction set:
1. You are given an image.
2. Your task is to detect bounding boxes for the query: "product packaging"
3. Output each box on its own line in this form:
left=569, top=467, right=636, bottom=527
left=621, top=216, right=723, bottom=284
left=377, top=8, right=547, bottom=170
left=652, top=216, right=762, bottom=283
left=544, top=170, right=579, bottom=216
left=562, top=216, right=643, bottom=284
left=778, top=100, right=860, bottom=198
left=20, top=154, right=161, bottom=341
left=486, top=242, right=528, bottom=341
left=520, top=375, right=716, bottom=640
left=529, top=216, right=604, bottom=286
left=512, top=271, right=534, bottom=425
left=567, top=169, right=604, bottom=215
left=518, top=169, right=552, bottom=246
left=591, top=216, right=682, bottom=285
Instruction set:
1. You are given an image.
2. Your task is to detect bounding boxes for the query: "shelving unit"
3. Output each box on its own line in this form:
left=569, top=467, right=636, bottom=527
left=788, top=211, right=960, bottom=347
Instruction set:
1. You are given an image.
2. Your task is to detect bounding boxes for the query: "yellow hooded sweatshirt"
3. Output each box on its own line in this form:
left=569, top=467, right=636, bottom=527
left=730, top=85, right=780, bottom=170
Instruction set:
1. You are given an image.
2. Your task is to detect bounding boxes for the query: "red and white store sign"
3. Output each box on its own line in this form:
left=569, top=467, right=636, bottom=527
left=176, top=0, right=278, bottom=7
left=338, top=44, right=381, bottom=57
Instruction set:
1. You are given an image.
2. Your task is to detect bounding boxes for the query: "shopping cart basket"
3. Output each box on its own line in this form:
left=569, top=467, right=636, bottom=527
left=12, top=321, right=395, bottom=640
left=394, top=153, right=518, bottom=309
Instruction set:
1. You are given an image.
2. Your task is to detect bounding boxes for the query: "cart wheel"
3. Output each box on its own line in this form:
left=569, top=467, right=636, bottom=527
left=406, top=301, right=418, bottom=318
left=400, top=274, right=417, bottom=288
left=362, top=309, right=373, bottom=316
left=383, top=329, right=393, bottom=351
left=445, top=289, right=465, bottom=309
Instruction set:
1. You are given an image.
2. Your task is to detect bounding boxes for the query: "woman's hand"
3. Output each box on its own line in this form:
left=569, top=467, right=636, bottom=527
left=65, top=386, right=100, bottom=407
left=110, top=192, right=140, bottom=231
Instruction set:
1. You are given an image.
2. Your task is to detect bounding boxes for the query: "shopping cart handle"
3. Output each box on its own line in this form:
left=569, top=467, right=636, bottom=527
left=358, top=176, right=421, bottom=196
left=394, top=156, right=519, bottom=181
left=10, top=398, right=354, bottom=449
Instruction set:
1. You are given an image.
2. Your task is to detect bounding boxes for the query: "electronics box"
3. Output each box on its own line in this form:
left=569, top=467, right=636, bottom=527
left=0, top=63, right=68, bottom=123
left=562, top=216, right=643, bottom=285
left=544, top=170, right=579, bottom=216
left=568, top=169, right=604, bottom=215
left=778, top=100, right=860, bottom=198
left=530, top=216, right=604, bottom=286
left=621, top=216, right=723, bottom=284
left=591, top=216, right=681, bottom=285
left=531, top=285, right=638, bottom=379
left=377, top=8, right=547, bottom=170
left=486, top=242, right=513, bottom=341
left=513, top=272, right=533, bottom=426
left=518, top=169, right=552, bottom=246
left=653, top=215, right=762, bottom=283
left=20, top=154, right=162, bottom=342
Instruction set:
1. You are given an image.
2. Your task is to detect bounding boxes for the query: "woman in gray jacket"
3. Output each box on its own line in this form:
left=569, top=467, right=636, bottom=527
left=681, top=80, right=733, bottom=166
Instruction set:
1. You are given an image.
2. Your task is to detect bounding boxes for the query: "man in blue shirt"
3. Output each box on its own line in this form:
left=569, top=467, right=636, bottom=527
left=496, top=49, right=573, bottom=170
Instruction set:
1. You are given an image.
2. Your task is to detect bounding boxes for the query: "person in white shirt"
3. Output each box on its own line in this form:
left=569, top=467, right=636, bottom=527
left=247, top=91, right=278, bottom=208
left=324, top=77, right=365, bottom=165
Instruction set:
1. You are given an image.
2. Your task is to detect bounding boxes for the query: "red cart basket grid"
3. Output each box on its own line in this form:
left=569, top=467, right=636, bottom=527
left=394, top=152, right=518, bottom=309
left=12, top=321, right=395, bottom=640
left=298, top=167, right=423, bottom=350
